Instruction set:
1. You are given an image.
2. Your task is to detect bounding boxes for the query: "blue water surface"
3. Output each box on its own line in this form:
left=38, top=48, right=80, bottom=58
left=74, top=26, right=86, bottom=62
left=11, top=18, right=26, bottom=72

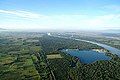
left=61, top=49, right=111, bottom=64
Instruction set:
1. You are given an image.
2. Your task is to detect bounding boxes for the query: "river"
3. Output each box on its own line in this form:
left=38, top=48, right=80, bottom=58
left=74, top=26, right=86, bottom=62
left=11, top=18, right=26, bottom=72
left=52, top=35, right=120, bottom=57
left=74, top=39, right=120, bottom=57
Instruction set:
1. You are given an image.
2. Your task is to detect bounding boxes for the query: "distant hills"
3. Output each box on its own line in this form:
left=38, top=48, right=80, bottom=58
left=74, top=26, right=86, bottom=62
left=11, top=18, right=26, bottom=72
left=102, top=29, right=120, bottom=33
left=0, top=28, right=6, bottom=30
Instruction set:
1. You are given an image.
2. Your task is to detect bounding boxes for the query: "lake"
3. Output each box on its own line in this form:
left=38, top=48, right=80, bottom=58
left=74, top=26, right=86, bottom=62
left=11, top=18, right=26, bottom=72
left=61, top=49, right=111, bottom=64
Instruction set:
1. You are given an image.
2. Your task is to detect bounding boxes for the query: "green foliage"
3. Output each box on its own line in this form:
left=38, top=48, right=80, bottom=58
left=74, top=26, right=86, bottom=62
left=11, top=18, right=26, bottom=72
left=0, top=37, right=40, bottom=80
left=39, top=36, right=103, bottom=54
left=1, top=32, right=120, bottom=80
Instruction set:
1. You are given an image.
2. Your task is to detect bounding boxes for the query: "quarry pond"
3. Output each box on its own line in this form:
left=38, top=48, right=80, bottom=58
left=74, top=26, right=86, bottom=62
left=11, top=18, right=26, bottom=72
left=61, top=49, right=111, bottom=64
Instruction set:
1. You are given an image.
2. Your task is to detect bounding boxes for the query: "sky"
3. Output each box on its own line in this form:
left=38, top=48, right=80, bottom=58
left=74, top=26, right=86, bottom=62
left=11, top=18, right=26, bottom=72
left=0, top=0, right=120, bottom=30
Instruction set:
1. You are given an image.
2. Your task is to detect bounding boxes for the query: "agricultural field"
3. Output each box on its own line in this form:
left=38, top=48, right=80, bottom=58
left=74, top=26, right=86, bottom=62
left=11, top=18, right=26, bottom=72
left=0, top=33, right=41, bottom=80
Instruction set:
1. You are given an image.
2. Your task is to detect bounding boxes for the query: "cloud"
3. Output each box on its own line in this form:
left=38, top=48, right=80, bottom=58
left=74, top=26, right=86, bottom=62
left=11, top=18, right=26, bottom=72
left=0, top=10, right=47, bottom=19
left=102, top=5, right=120, bottom=11
left=0, top=9, right=120, bottom=30
left=67, top=14, right=120, bottom=30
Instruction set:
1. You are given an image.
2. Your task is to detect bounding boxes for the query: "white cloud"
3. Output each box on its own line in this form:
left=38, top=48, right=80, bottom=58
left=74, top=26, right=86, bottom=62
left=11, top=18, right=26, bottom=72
left=0, top=9, right=120, bottom=30
left=103, top=5, right=120, bottom=10
left=0, top=10, right=47, bottom=19
left=85, top=14, right=115, bottom=26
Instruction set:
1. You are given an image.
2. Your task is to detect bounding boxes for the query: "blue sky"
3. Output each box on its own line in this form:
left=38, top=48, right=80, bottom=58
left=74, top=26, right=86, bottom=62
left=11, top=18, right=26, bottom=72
left=0, top=0, right=120, bottom=30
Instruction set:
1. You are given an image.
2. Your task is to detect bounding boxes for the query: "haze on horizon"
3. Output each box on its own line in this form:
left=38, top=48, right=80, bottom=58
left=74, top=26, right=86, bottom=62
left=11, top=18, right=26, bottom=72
left=0, top=0, right=120, bottom=30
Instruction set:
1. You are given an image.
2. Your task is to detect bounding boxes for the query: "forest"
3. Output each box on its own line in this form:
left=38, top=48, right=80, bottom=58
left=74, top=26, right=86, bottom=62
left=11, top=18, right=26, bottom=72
left=0, top=32, right=120, bottom=80
left=39, top=35, right=120, bottom=80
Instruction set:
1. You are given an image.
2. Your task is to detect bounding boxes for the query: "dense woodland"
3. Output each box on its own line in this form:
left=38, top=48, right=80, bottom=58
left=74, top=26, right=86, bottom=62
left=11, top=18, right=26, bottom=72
left=39, top=35, right=103, bottom=54
left=39, top=35, right=120, bottom=80
left=0, top=32, right=120, bottom=80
